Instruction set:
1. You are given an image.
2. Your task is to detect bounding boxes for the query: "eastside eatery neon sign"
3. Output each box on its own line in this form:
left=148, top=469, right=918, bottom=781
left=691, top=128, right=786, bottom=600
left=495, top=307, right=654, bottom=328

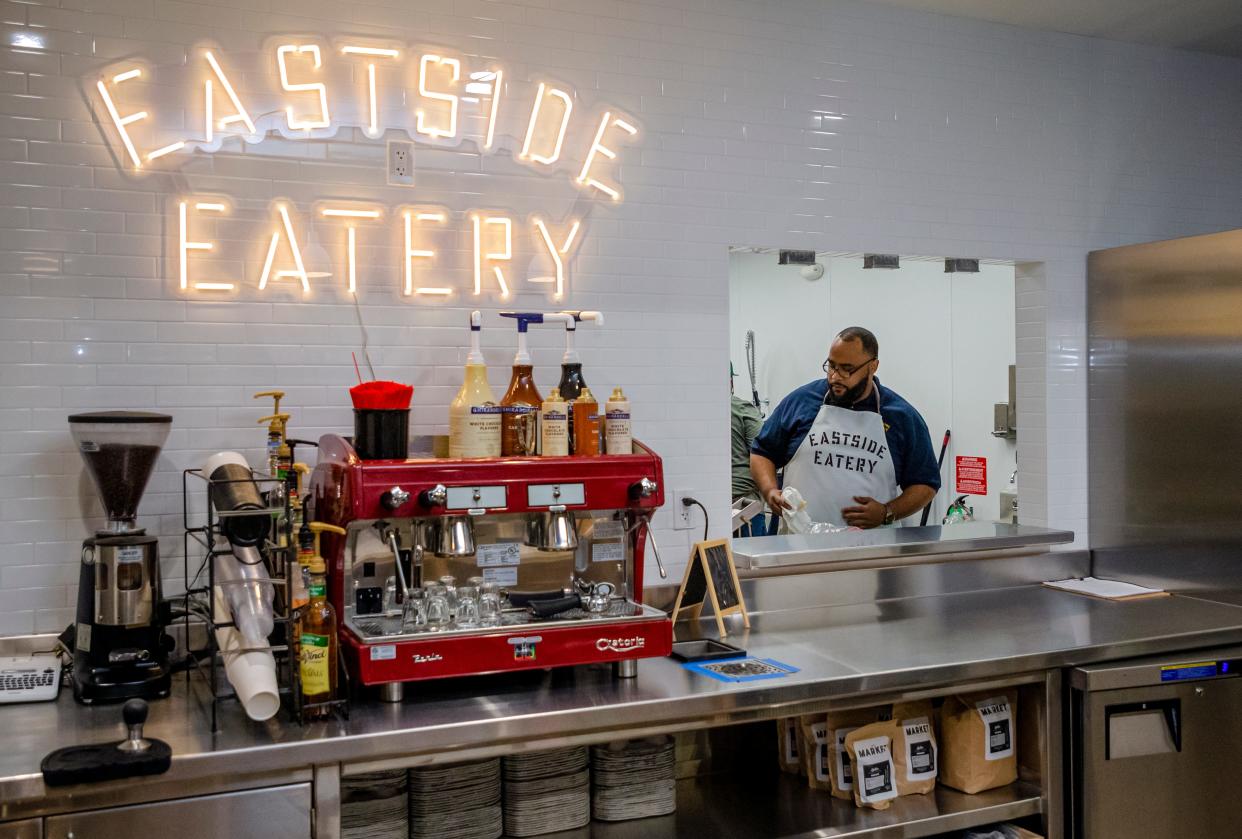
left=91, top=38, right=640, bottom=299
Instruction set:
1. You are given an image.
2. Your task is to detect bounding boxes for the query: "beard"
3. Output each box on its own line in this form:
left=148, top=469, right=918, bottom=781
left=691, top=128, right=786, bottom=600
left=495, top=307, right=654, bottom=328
left=826, top=375, right=871, bottom=408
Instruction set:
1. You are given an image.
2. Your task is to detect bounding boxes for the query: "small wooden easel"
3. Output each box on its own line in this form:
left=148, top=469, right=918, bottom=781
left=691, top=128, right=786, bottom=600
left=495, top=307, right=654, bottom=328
left=671, top=539, right=750, bottom=637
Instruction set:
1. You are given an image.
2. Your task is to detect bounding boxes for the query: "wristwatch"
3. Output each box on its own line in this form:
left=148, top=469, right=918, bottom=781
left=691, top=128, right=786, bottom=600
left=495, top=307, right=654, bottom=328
left=882, top=504, right=895, bottom=525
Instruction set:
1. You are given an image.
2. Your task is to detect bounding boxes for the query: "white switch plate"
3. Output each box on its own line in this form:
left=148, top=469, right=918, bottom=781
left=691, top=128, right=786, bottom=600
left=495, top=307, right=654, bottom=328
left=387, top=139, right=413, bottom=186
left=673, top=488, right=694, bottom=530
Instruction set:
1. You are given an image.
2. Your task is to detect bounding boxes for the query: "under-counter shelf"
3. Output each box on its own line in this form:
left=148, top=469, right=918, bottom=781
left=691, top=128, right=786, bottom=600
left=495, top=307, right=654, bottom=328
left=540, top=775, right=1042, bottom=839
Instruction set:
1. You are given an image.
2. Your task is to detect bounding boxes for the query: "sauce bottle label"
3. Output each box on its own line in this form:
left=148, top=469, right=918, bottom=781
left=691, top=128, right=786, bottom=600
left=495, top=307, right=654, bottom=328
left=300, top=633, right=330, bottom=695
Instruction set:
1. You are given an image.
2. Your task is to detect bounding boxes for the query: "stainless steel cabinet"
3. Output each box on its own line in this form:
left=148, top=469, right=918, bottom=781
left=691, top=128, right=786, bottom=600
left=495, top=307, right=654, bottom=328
left=1071, top=648, right=1242, bottom=839
left=0, top=819, right=41, bottom=839
left=43, top=783, right=311, bottom=839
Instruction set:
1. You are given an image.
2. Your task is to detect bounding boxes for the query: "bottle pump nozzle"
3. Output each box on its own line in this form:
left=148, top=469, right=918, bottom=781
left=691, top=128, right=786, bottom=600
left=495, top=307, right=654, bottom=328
left=254, top=390, right=285, bottom=417
left=257, top=413, right=291, bottom=442
left=291, top=462, right=311, bottom=499
left=555, top=311, right=604, bottom=364
left=498, top=312, right=547, bottom=365
left=307, top=522, right=346, bottom=572
left=467, top=310, right=485, bottom=365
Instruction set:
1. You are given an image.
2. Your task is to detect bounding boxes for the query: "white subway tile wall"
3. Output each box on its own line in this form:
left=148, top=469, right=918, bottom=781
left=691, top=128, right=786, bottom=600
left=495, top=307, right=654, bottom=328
left=3, top=0, right=1242, bottom=635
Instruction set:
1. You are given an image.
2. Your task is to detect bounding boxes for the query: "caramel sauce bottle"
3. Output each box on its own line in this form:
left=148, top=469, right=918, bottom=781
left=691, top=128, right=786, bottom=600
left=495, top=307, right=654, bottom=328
left=572, top=386, right=601, bottom=456
left=501, top=364, right=542, bottom=456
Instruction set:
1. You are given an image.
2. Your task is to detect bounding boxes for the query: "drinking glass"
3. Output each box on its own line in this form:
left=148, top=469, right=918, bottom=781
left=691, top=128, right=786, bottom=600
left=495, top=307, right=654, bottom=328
left=426, top=585, right=451, bottom=630
left=382, top=575, right=401, bottom=617
left=438, top=575, right=458, bottom=614
left=401, top=587, right=427, bottom=632
left=479, top=581, right=503, bottom=627
left=455, top=585, right=480, bottom=627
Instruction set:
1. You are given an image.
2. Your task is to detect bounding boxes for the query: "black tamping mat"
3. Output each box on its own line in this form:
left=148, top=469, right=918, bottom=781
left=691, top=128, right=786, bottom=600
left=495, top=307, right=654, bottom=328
left=41, top=699, right=172, bottom=786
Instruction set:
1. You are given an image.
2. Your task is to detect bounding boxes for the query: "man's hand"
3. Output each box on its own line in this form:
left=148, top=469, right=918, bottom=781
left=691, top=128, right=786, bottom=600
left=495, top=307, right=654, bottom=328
left=765, top=487, right=791, bottom=513
left=841, top=495, right=887, bottom=529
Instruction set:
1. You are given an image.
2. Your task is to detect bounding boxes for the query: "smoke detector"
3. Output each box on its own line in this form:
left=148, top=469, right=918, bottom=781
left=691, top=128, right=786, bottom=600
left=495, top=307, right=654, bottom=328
left=800, top=263, right=825, bottom=281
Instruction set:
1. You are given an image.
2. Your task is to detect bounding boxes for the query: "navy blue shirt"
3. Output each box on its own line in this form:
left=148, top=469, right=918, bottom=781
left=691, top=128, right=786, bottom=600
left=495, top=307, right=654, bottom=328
left=751, top=377, right=941, bottom=491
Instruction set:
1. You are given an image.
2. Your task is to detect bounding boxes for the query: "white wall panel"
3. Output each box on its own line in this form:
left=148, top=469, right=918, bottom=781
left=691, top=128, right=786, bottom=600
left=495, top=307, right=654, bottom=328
left=2, top=0, right=1242, bottom=632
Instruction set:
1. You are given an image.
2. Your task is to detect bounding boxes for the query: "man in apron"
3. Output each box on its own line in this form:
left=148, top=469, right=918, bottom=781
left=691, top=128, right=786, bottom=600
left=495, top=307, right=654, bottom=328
left=749, top=327, right=940, bottom=528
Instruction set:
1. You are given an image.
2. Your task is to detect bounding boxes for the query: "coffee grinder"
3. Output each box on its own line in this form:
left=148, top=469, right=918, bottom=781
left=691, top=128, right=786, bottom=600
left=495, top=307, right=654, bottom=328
left=69, top=411, right=173, bottom=704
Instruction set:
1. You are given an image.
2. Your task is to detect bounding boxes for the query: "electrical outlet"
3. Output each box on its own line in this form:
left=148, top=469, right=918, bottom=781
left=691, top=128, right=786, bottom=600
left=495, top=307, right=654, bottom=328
left=387, top=139, right=413, bottom=186
left=673, top=488, right=694, bottom=530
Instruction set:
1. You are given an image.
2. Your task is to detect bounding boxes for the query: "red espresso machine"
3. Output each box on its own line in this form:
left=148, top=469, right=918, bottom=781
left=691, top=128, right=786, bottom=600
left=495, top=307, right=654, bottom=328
left=310, top=434, right=672, bottom=700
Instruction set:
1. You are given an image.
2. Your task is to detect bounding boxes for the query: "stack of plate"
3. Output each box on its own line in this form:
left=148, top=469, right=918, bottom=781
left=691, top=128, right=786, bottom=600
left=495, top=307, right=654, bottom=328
left=341, top=769, right=407, bottom=839
left=590, top=736, right=677, bottom=822
left=408, top=758, right=502, bottom=839
left=502, top=747, right=591, bottom=836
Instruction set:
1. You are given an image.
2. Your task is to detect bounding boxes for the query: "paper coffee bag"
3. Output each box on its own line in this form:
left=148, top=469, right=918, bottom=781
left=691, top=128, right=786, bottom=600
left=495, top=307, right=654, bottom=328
left=893, top=713, right=938, bottom=795
left=776, top=717, right=804, bottom=775
left=798, top=716, right=833, bottom=790
left=940, top=690, right=1018, bottom=793
left=844, top=721, right=900, bottom=810
left=826, top=707, right=887, bottom=800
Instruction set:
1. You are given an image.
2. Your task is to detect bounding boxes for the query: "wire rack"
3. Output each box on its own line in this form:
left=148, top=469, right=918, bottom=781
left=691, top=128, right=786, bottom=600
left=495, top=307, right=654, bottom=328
left=182, top=467, right=348, bottom=730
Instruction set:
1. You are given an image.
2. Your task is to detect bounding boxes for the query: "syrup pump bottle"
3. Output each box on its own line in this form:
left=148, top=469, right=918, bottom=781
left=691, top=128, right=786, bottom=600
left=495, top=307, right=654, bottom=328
left=552, top=312, right=603, bottom=451
left=449, top=310, right=502, bottom=458
left=254, top=391, right=288, bottom=476
left=498, top=312, right=546, bottom=456
left=297, top=521, right=344, bottom=718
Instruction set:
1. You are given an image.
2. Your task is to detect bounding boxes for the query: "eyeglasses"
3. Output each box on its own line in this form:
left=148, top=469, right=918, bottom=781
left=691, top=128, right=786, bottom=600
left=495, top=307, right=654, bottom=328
left=823, top=357, right=875, bottom=379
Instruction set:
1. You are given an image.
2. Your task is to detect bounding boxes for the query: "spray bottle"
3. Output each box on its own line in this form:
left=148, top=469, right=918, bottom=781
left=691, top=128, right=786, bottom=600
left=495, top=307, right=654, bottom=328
left=550, top=311, right=602, bottom=451
left=498, top=312, right=547, bottom=456
left=449, top=310, right=502, bottom=458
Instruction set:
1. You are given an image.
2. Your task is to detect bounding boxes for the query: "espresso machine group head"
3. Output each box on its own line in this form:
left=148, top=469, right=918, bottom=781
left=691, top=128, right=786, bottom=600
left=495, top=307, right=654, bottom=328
left=68, top=412, right=173, bottom=704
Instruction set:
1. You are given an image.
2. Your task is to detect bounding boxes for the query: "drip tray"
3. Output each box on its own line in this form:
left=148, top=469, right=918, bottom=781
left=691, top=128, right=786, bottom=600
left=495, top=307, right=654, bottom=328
left=349, top=600, right=664, bottom=642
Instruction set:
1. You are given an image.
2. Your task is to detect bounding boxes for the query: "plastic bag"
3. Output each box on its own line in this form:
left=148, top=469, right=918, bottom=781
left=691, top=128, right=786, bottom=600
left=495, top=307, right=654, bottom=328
left=779, top=487, right=852, bottom=535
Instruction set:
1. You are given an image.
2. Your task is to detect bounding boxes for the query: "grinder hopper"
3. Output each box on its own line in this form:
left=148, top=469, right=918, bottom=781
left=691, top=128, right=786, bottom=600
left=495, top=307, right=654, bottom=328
left=69, top=411, right=172, bottom=534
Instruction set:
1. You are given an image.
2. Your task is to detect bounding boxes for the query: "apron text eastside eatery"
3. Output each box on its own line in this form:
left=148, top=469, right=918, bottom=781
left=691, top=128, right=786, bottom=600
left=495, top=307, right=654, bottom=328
left=89, top=38, right=640, bottom=300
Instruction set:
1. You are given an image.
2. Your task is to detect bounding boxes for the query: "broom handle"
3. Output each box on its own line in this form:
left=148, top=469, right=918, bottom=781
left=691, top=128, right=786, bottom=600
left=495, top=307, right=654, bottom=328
left=920, top=429, right=951, bottom=527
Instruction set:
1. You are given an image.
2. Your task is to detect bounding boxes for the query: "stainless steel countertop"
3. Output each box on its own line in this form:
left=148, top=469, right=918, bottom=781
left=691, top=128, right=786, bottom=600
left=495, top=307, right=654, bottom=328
left=732, top=523, right=1075, bottom=572
left=4, top=585, right=1242, bottom=816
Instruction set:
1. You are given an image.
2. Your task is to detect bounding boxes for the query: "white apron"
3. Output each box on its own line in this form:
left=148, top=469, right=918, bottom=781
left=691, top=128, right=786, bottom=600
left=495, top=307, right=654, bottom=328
left=782, top=390, right=900, bottom=528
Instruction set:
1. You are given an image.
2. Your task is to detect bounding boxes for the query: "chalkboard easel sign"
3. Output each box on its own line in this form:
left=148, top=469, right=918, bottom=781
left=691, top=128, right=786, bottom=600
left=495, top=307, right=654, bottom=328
left=671, top=539, right=750, bottom=638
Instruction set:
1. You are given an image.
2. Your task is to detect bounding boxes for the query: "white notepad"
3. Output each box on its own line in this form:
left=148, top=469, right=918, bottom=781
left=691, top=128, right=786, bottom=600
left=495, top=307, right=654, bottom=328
left=1042, top=576, right=1168, bottom=601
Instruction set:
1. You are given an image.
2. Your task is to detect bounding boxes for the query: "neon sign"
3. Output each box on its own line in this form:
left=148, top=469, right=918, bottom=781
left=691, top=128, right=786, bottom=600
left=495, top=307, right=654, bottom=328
left=90, top=38, right=641, bottom=300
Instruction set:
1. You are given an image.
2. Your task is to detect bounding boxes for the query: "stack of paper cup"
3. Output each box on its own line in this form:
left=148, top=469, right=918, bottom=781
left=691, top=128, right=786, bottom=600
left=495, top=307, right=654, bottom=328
left=213, top=586, right=280, bottom=721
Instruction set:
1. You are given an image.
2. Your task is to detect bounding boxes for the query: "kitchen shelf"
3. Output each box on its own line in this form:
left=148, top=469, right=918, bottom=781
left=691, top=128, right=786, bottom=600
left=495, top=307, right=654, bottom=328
left=732, top=522, right=1073, bottom=578
left=539, top=775, right=1042, bottom=839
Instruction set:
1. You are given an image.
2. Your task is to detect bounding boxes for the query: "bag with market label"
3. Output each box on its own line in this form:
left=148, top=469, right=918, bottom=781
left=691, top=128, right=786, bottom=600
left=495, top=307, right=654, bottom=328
left=890, top=699, right=938, bottom=795
left=776, top=717, right=804, bottom=775
left=940, top=690, right=1018, bottom=793
left=825, top=707, right=887, bottom=800
left=843, top=721, right=900, bottom=810
left=798, top=715, right=833, bottom=790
